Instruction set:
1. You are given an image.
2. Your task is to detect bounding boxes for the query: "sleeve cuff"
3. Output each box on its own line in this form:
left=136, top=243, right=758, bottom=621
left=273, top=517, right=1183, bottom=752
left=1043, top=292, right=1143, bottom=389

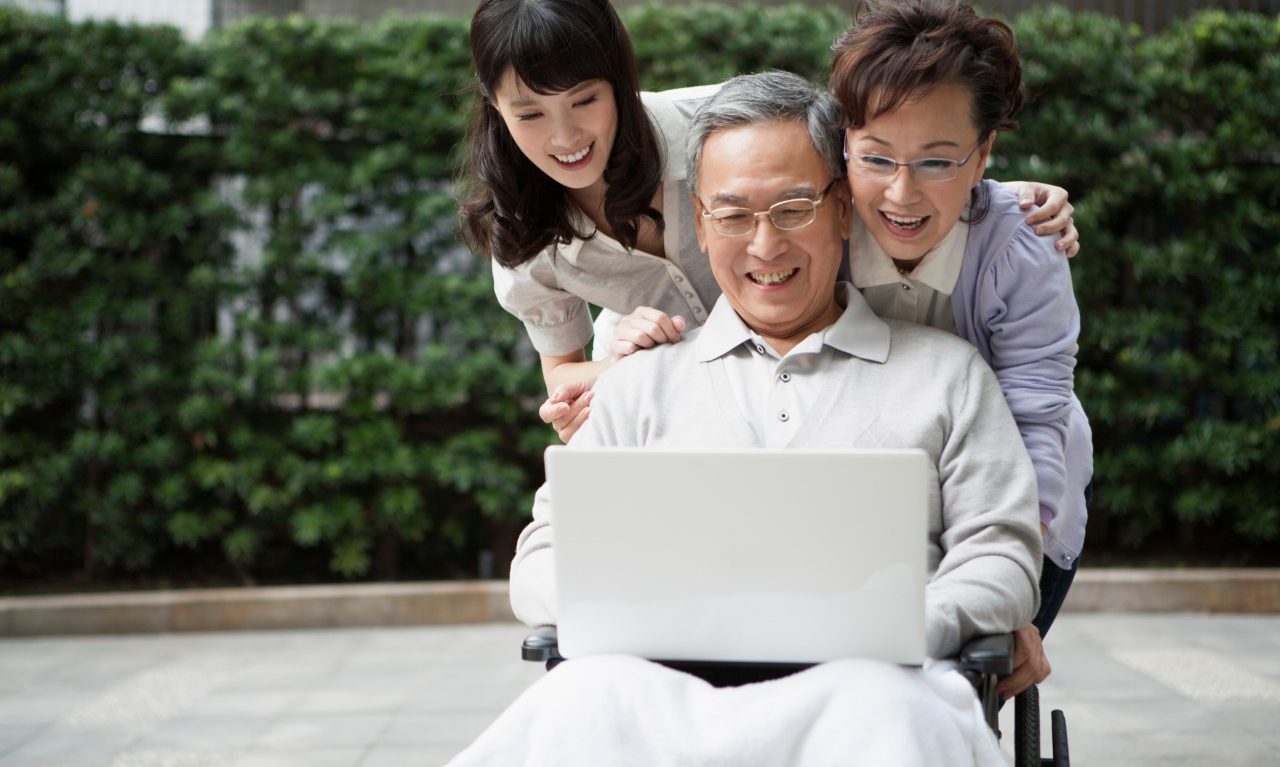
left=510, top=549, right=558, bottom=627
left=524, top=312, right=597, bottom=357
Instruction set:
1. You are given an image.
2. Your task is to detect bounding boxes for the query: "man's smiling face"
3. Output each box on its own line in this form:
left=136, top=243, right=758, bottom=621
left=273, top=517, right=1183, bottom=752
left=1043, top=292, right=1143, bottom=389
left=694, top=119, right=852, bottom=348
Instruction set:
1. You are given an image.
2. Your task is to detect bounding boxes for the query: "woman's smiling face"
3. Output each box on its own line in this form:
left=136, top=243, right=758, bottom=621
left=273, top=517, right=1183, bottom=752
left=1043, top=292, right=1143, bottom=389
left=845, top=82, right=992, bottom=265
left=491, top=67, right=618, bottom=196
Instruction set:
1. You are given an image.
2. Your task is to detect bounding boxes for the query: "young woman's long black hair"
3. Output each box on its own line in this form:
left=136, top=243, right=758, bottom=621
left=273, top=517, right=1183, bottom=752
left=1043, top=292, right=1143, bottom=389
left=459, top=0, right=664, bottom=268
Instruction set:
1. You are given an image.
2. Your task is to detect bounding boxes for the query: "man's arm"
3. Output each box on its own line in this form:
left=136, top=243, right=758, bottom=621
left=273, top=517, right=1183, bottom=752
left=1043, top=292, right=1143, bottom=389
left=508, top=480, right=558, bottom=627
left=926, top=350, right=1043, bottom=658
left=508, top=363, right=642, bottom=627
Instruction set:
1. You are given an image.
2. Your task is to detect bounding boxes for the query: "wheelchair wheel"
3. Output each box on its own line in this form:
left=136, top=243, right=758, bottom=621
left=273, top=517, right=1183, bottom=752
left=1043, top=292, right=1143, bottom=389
left=1014, top=685, right=1040, bottom=767
left=1050, top=708, right=1070, bottom=766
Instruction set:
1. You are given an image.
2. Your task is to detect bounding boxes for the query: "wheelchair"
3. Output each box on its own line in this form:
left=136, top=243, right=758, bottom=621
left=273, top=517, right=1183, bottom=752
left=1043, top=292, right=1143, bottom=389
left=522, top=627, right=1069, bottom=767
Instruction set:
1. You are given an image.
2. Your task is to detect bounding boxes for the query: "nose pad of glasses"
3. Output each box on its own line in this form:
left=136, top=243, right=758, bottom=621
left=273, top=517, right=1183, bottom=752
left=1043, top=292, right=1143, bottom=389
left=747, top=214, right=789, bottom=254
left=885, top=166, right=920, bottom=197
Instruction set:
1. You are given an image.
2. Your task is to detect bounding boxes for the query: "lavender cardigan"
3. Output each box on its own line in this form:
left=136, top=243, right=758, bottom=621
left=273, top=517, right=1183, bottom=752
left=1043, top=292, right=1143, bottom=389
left=951, top=180, right=1093, bottom=570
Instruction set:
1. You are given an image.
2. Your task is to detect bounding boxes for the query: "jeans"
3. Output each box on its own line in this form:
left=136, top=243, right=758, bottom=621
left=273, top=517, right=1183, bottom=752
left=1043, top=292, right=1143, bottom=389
left=1033, top=480, right=1091, bottom=639
left=1032, top=555, right=1078, bottom=639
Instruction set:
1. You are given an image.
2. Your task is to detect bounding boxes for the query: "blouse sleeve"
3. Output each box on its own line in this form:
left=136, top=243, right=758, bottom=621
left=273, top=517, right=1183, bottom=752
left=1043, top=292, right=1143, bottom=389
left=978, top=223, right=1081, bottom=531
left=492, top=253, right=595, bottom=357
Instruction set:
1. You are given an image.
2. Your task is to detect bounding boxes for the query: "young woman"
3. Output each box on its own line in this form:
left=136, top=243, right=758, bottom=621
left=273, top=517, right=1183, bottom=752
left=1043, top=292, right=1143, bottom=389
left=828, top=0, right=1093, bottom=692
left=458, top=0, right=1079, bottom=440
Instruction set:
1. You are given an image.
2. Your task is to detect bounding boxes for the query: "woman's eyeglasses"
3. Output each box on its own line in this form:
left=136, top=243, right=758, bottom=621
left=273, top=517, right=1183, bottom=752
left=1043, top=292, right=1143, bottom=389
left=846, top=141, right=984, bottom=183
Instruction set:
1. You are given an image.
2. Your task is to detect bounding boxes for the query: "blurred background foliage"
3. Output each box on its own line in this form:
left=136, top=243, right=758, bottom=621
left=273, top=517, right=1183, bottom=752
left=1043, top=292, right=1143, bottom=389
left=1, top=4, right=1277, bottom=589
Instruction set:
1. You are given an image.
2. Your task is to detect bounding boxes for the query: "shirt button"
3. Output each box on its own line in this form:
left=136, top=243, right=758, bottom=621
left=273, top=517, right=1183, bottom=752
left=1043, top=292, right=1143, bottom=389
left=902, top=283, right=911, bottom=291
left=779, top=372, right=792, bottom=382
left=684, top=291, right=694, bottom=299
left=675, top=275, right=685, bottom=283
left=777, top=410, right=789, bottom=422
left=754, top=344, right=765, bottom=354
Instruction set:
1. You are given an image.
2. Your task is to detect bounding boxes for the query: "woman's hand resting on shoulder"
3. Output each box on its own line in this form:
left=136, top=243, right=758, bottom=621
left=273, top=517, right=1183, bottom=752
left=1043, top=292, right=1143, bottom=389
left=608, top=306, right=687, bottom=360
left=538, top=307, right=687, bottom=443
left=1000, top=180, right=1080, bottom=258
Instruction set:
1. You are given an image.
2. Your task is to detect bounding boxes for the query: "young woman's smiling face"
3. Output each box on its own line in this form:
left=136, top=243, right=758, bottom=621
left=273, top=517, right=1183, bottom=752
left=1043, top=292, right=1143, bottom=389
left=845, top=83, right=992, bottom=265
left=492, top=68, right=618, bottom=198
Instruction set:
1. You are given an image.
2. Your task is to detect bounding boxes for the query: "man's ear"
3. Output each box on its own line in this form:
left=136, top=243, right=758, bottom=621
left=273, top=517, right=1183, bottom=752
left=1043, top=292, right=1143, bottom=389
left=834, top=178, right=854, bottom=235
left=692, top=195, right=708, bottom=252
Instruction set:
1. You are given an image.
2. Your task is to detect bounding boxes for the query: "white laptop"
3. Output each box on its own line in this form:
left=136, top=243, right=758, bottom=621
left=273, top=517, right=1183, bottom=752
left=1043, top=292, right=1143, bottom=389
left=545, top=447, right=929, bottom=666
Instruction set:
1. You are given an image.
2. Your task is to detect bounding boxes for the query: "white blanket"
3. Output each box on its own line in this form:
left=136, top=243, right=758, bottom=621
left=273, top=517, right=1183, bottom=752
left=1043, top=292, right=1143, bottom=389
left=449, top=655, right=1006, bottom=766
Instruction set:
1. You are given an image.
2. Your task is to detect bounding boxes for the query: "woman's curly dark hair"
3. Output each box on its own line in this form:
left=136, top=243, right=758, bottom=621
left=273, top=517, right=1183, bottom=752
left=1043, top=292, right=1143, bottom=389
left=829, top=0, right=1026, bottom=221
left=458, top=0, right=663, bottom=268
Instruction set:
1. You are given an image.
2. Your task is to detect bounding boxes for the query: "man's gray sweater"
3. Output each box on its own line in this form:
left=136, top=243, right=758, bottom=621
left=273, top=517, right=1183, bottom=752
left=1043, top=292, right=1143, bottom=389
left=510, top=300, right=1042, bottom=659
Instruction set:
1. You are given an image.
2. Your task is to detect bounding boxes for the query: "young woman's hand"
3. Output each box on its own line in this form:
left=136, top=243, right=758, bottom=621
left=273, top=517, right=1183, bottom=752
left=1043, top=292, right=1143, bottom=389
left=609, top=307, right=687, bottom=360
left=538, top=381, right=595, bottom=444
left=1001, top=181, right=1080, bottom=258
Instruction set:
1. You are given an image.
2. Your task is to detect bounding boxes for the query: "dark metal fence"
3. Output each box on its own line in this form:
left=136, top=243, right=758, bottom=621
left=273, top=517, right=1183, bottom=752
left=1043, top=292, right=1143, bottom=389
left=212, top=0, right=1280, bottom=32
left=3, top=0, right=1276, bottom=31
left=978, top=0, right=1279, bottom=30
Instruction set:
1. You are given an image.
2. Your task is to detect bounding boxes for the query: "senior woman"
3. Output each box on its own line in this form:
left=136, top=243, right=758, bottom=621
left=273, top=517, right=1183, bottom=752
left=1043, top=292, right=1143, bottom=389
left=829, top=0, right=1094, bottom=696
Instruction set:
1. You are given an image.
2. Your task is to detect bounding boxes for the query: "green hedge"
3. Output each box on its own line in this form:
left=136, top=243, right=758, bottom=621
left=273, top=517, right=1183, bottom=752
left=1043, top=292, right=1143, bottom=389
left=1, top=5, right=1277, bottom=586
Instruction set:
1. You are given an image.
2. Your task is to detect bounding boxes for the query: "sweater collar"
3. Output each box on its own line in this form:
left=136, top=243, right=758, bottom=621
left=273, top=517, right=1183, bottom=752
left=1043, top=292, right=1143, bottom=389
left=695, top=282, right=890, bottom=364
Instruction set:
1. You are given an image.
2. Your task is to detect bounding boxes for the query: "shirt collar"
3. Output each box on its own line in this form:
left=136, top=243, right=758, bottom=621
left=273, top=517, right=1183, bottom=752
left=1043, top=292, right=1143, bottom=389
left=695, top=282, right=890, bottom=364
left=849, top=214, right=969, bottom=295
left=557, top=207, right=618, bottom=263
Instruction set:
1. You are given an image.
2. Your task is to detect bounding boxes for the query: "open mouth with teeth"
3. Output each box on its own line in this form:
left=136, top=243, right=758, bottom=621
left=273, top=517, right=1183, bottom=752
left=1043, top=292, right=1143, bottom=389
left=880, top=211, right=929, bottom=235
left=748, top=268, right=798, bottom=287
left=552, top=142, right=593, bottom=168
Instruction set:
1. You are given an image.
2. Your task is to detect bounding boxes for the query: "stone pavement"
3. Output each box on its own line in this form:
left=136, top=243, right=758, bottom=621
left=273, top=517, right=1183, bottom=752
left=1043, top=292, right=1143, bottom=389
left=0, top=614, right=1277, bottom=766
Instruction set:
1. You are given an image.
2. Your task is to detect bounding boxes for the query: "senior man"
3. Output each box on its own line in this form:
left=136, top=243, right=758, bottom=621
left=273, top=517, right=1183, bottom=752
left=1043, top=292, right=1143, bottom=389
left=451, top=72, right=1041, bottom=767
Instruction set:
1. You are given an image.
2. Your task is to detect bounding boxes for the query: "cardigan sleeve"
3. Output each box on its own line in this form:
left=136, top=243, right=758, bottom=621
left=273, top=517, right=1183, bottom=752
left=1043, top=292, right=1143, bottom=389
left=926, top=349, right=1043, bottom=658
left=977, top=222, right=1081, bottom=531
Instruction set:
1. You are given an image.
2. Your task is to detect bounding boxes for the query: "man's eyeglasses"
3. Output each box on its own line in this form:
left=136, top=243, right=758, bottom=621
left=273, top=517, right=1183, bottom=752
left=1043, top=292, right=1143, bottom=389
left=846, top=141, right=984, bottom=183
left=698, top=178, right=839, bottom=237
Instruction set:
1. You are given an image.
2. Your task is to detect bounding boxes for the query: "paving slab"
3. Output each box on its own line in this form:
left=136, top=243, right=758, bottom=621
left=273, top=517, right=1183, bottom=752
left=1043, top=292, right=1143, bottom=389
left=1000, top=613, right=1280, bottom=765
left=0, top=615, right=1275, bottom=766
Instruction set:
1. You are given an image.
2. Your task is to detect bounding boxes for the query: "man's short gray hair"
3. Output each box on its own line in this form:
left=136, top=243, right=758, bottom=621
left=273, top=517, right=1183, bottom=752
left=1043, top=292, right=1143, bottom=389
left=686, top=70, right=844, bottom=194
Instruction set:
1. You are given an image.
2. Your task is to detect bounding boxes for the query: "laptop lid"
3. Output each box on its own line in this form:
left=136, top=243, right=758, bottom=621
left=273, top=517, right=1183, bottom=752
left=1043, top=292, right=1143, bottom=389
left=546, top=447, right=929, bottom=666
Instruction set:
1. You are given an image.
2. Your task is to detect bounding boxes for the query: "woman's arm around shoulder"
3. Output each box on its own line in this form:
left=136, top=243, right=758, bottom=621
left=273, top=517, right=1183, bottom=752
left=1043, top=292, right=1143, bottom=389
left=976, top=212, right=1082, bottom=532
left=996, top=180, right=1080, bottom=257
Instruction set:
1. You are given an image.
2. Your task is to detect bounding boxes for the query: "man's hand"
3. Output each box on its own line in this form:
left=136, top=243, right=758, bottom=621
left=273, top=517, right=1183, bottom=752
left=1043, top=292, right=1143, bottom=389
left=1003, top=181, right=1080, bottom=258
left=538, top=382, right=594, bottom=443
left=996, top=623, right=1051, bottom=699
left=609, top=307, right=686, bottom=360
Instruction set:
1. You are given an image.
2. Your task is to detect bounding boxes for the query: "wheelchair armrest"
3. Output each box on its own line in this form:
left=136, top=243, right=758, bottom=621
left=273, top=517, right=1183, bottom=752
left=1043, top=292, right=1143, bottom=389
left=522, top=625, right=563, bottom=663
left=958, top=633, right=1014, bottom=677
left=524, top=627, right=1014, bottom=677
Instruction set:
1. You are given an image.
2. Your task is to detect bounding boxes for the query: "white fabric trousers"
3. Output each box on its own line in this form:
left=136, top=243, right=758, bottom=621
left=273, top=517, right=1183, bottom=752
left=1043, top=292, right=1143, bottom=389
left=449, top=655, right=1006, bottom=767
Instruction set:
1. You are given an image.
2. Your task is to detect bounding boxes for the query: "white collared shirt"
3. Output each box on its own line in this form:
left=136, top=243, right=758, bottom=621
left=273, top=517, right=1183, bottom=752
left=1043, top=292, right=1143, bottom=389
left=850, top=216, right=969, bottom=334
left=693, top=284, right=890, bottom=446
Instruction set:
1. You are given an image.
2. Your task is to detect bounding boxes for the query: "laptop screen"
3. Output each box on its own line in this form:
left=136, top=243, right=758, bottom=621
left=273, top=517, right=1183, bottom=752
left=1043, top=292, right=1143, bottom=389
left=547, top=447, right=929, bottom=665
